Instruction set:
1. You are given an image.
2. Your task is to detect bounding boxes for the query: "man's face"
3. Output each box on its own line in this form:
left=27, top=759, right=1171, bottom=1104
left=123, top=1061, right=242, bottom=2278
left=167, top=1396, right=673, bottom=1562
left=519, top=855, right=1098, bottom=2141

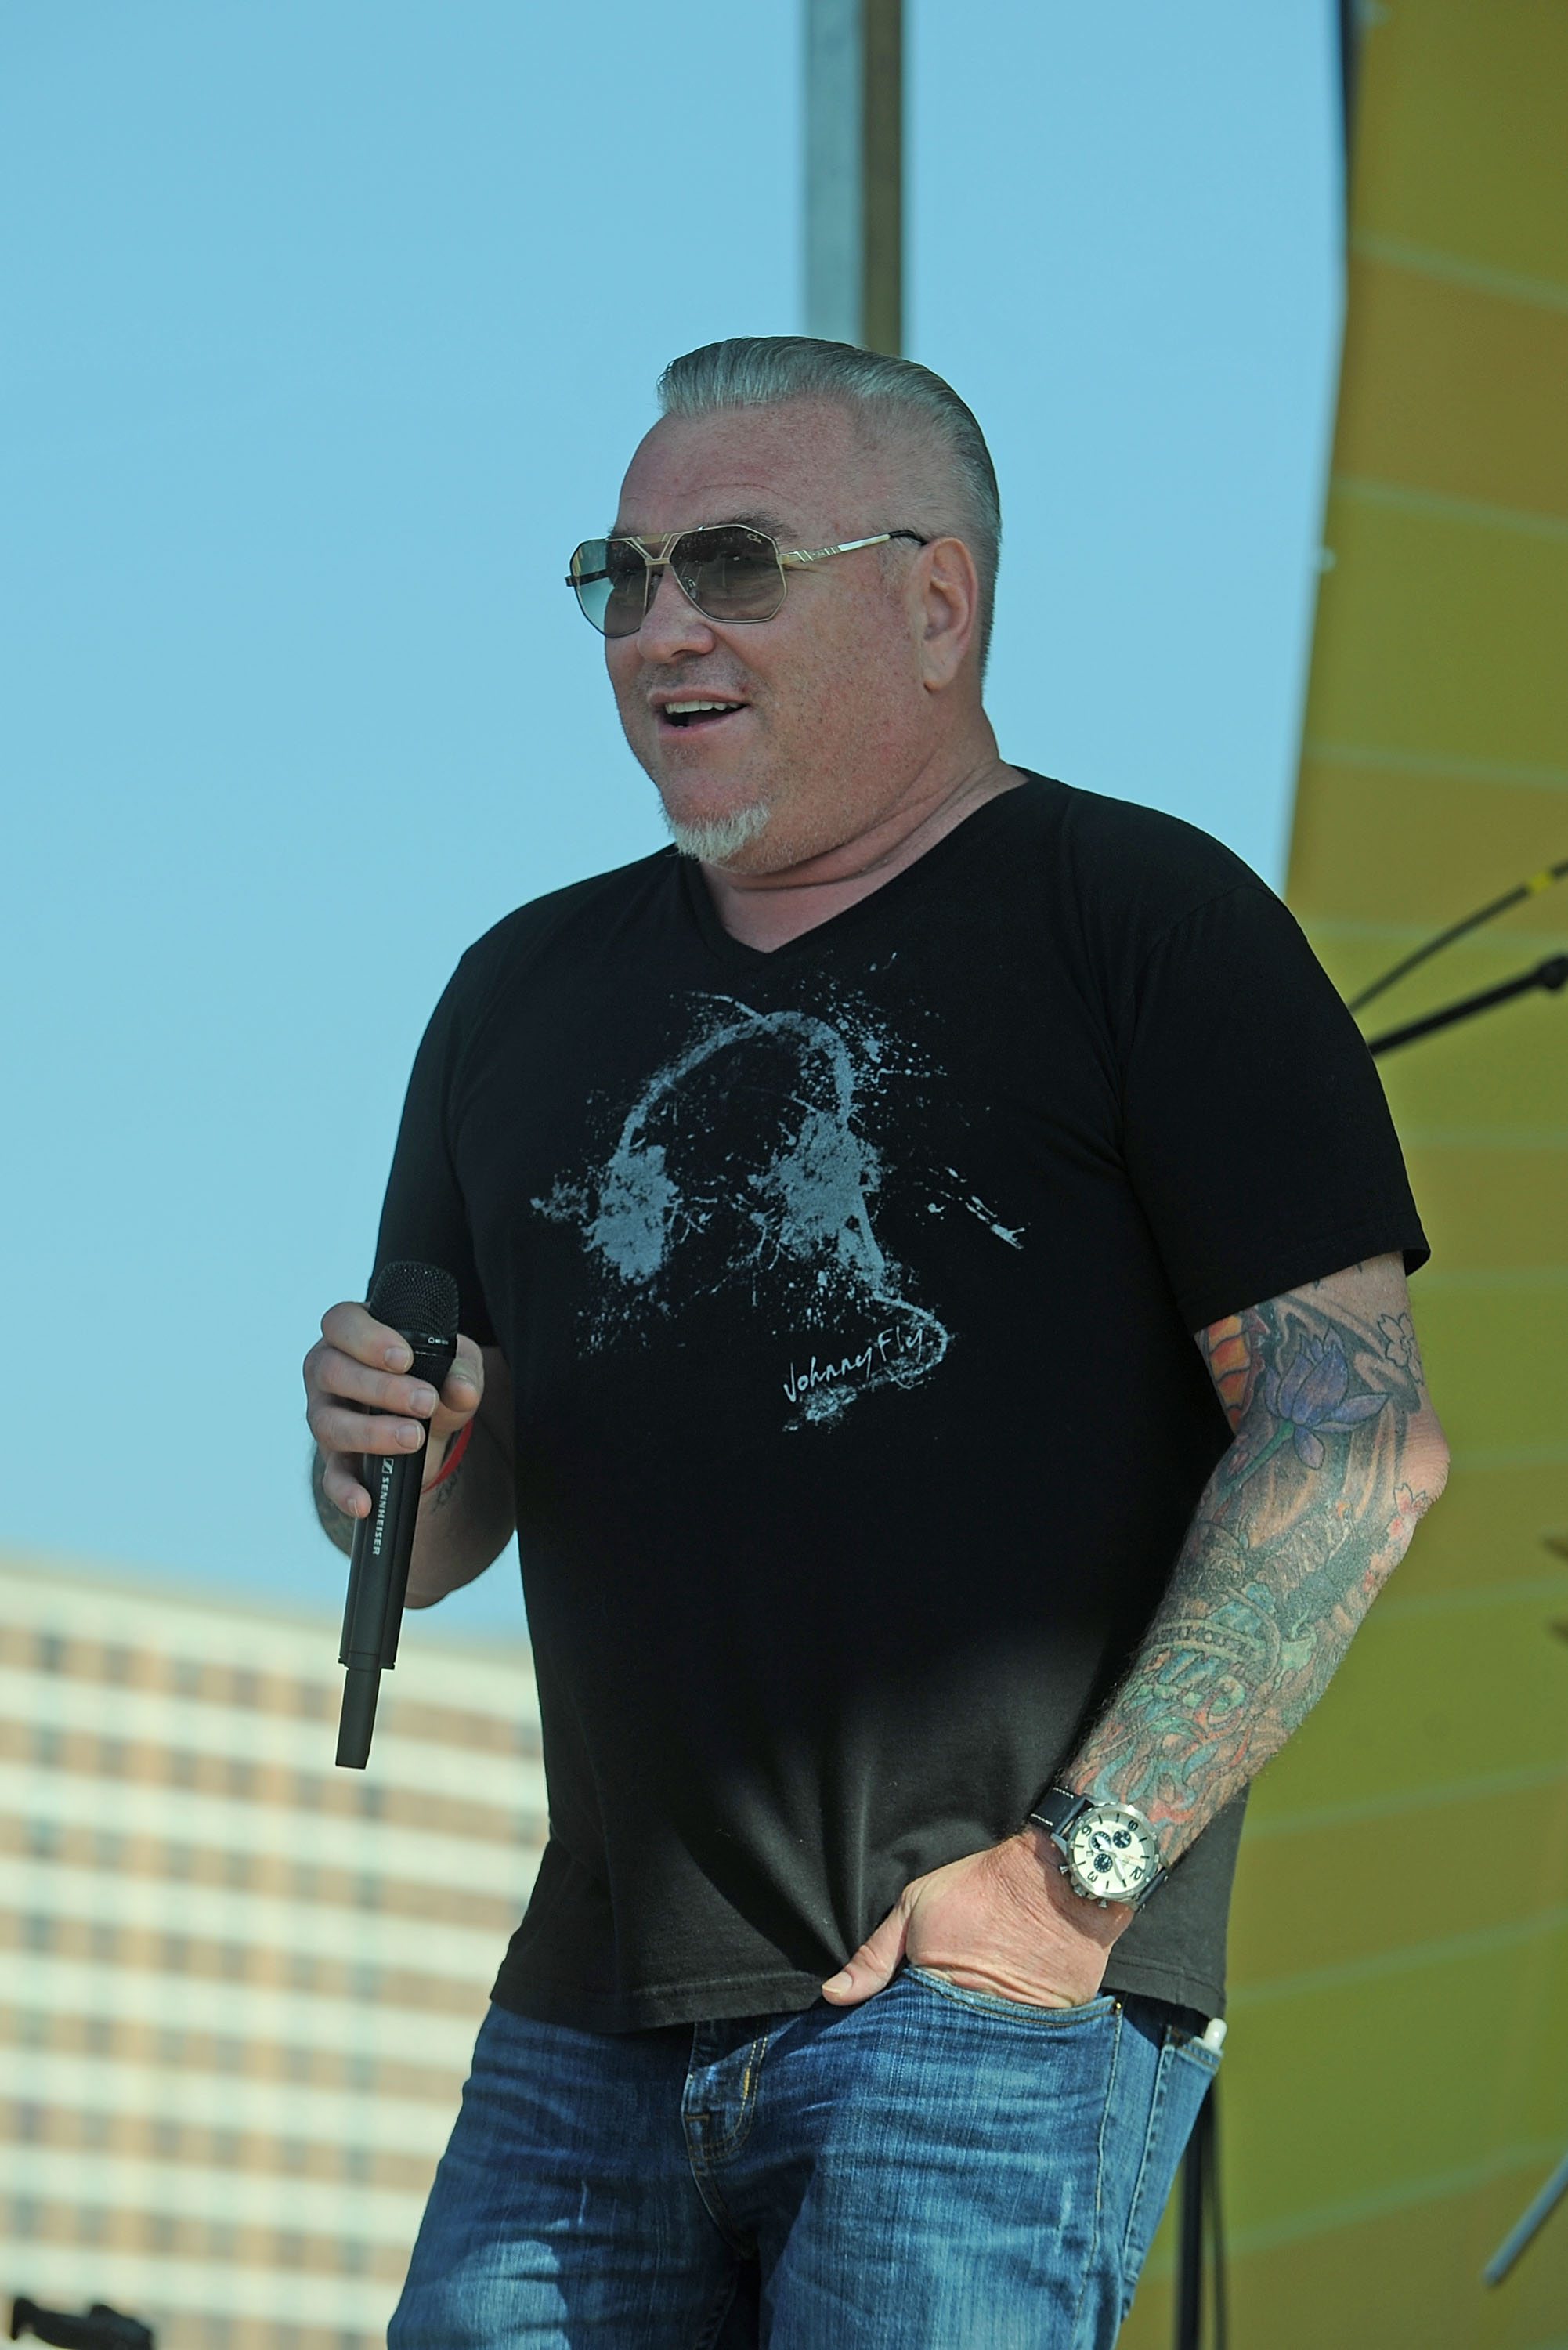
left=603, top=400, right=938, bottom=874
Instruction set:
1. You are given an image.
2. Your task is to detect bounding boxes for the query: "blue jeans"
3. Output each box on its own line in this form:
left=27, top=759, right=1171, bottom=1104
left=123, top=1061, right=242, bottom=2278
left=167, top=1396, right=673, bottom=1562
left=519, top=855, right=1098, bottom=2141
left=390, top=1969, right=1220, bottom=2350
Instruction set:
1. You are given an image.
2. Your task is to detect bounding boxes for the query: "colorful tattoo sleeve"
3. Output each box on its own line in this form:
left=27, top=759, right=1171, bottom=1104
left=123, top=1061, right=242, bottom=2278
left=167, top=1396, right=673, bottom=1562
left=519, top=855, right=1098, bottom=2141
left=1068, top=1256, right=1447, bottom=1863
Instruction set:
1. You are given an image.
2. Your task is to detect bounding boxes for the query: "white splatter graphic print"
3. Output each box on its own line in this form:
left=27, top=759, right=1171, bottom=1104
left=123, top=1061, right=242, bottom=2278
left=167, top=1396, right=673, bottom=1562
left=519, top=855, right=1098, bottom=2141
left=534, top=993, right=1020, bottom=1429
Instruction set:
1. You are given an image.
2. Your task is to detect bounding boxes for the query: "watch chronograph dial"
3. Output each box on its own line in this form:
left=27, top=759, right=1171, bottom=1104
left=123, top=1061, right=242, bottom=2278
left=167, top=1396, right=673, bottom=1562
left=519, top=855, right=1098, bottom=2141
left=1066, top=1810, right=1161, bottom=1903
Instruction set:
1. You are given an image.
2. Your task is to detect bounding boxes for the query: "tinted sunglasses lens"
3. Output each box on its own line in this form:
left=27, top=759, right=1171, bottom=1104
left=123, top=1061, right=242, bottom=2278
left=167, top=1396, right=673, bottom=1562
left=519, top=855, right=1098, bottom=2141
left=673, top=526, right=785, bottom=622
left=569, top=540, right=651, bottom=637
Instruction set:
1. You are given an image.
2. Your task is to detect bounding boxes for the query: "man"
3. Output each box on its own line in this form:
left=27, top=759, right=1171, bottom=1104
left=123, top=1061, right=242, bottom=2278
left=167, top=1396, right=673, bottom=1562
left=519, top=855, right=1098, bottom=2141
left=305, top=338, right=1447, bottom=2348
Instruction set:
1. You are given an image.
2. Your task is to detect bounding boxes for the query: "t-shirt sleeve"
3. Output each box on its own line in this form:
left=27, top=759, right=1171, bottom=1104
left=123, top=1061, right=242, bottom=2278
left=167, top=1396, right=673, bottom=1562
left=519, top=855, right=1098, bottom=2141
left=370, top=963, right=497, bottom=1349
left=1120, top=884, right=1429, bottom=1332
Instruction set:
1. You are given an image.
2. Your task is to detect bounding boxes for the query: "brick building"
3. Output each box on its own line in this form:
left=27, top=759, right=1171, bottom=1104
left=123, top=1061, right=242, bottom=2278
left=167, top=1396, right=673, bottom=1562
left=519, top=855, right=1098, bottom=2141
left=0, top=1549, right=544, bottom=2350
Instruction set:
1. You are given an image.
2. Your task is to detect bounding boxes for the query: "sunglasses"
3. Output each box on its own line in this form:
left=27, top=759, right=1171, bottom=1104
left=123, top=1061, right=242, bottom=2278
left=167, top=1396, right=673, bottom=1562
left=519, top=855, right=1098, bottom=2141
left=565, top=523, right=929, bottom=638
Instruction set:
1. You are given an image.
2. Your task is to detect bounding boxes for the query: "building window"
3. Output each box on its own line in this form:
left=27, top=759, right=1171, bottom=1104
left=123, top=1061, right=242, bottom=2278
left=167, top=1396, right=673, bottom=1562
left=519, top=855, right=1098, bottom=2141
left=36, top=1633, right=66, bottom=1672
left=105, top=1645, right=132, bottom=1683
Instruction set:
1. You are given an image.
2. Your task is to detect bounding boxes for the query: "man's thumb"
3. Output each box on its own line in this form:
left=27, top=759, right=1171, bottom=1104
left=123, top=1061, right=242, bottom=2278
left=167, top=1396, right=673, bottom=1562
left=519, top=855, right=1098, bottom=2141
left=822, top=1901, right=909, bottom=2005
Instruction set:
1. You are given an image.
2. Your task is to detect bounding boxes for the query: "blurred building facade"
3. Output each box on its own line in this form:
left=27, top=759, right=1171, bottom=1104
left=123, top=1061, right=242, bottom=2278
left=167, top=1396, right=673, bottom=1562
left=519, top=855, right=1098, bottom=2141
left=0, top=1551, right=544, bottom=2350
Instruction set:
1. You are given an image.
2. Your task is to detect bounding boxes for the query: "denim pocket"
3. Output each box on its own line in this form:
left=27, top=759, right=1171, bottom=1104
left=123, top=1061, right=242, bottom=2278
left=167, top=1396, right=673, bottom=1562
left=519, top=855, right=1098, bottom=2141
left=902, top=1962, right=1119, bottom=2027
left=1119, top=2031, right=1222, bottom=2302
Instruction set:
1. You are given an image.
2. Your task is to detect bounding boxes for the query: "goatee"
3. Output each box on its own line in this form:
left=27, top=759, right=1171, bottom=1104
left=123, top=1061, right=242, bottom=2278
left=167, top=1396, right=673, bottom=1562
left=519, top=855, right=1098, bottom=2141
left=661, top=799, right=770, bottom=866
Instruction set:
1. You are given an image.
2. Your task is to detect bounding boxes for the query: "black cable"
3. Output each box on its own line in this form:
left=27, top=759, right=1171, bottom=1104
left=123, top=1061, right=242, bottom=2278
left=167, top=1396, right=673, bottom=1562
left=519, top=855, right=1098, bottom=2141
left=1366, top=954, right=1568, bottom=1058
left=1348, top=859, right=1568, bottom=1014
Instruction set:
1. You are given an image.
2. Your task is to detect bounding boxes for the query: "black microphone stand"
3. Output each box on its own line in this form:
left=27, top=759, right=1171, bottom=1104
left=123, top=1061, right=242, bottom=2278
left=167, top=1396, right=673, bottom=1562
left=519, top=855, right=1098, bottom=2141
left=1365, top=953, right=1568, bottom=1058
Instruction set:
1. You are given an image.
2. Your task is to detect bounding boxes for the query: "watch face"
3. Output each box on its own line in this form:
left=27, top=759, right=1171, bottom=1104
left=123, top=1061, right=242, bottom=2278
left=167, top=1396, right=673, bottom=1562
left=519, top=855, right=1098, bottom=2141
left=1066, top=1808, right=1161, bottom=1903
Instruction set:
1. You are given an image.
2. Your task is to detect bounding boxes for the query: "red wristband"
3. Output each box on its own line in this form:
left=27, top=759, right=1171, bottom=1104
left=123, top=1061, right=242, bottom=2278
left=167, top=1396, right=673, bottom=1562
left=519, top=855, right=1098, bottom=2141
left=423, top=1419, right=474, bottom=1491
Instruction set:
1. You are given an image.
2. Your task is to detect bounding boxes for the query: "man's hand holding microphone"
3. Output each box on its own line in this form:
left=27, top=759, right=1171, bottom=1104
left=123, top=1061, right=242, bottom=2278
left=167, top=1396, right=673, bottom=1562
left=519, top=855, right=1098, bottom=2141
left=304, top=1264, right=516, bottom=1764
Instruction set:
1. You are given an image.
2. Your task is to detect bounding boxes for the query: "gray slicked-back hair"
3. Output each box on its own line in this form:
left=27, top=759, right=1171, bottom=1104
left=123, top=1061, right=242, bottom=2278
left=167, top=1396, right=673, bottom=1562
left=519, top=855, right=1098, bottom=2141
left=656, top=337, right=1002, bottom=666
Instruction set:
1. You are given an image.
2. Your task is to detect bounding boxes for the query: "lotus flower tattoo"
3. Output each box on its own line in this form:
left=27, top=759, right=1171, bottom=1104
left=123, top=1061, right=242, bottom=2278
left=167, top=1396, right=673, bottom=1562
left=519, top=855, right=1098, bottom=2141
left=1263, top=1333, right=1386, bottom=1469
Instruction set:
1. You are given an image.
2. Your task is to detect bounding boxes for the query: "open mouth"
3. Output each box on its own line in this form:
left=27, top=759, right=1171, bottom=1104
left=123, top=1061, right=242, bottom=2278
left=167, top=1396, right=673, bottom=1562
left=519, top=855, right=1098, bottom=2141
left=659, top=699, right=746, bottom=730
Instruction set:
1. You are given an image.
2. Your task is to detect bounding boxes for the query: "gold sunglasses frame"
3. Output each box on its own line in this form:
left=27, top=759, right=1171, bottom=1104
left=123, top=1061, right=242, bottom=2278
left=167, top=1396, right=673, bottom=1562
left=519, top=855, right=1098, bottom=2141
left=565, top=525, right=929, bottom=636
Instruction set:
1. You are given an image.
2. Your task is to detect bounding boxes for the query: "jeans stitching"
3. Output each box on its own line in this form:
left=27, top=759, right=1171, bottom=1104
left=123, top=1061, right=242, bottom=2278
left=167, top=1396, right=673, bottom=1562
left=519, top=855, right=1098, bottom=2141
left=1068, top=1999, right=1123, bottom=2345
left=681, top=2029, right=771, bottom=2245
left=1118, top=2034, right=1222, bottom=2314
left=1120, top=2033, right=1178, bottom=2298
left=686, top=2032, right=771, bottom=2165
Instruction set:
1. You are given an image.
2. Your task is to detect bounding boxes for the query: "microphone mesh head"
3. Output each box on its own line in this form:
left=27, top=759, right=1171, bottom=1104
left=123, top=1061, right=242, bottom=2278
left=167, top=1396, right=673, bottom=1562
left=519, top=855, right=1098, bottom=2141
left=367, top=1260, right=461, bottom=1340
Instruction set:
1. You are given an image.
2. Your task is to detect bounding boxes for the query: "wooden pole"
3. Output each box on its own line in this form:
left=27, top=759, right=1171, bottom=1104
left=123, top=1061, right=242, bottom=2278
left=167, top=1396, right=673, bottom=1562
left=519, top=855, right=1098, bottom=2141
left=804, top=0, right=902, bottom=354
left=860, top=0, right=902, bottom=353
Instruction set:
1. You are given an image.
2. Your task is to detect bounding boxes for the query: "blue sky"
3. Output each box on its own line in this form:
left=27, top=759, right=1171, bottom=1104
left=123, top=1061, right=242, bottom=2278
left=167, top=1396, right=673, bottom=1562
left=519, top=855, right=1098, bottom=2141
left=1, top=2, right=1342, bottom=1633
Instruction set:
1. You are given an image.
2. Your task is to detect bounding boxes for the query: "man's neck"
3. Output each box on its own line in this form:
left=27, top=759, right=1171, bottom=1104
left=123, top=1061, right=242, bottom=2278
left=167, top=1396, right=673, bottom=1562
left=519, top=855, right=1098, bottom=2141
left=698, top=750, right=1024, bottom=953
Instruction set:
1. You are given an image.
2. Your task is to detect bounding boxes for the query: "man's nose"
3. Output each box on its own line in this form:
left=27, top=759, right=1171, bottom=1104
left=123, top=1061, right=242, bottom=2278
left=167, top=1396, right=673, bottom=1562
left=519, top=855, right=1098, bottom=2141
left=634, top=562, right=717, bottom=660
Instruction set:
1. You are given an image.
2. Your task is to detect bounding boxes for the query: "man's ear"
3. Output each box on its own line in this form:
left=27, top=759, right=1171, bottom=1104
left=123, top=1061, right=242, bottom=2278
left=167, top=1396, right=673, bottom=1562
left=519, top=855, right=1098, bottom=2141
left=913, top=535, right=981, bottom=692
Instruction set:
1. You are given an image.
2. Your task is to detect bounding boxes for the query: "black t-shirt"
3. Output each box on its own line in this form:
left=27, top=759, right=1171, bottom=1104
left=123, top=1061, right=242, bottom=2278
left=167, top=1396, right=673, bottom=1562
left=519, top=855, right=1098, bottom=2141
left=374, top=776, right=1427, bottom=2028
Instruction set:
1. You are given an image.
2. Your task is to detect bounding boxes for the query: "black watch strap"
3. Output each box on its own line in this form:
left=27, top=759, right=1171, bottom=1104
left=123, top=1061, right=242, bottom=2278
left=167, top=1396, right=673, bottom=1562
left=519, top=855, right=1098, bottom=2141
left=1026, top=1785, right=1088, bottom=1841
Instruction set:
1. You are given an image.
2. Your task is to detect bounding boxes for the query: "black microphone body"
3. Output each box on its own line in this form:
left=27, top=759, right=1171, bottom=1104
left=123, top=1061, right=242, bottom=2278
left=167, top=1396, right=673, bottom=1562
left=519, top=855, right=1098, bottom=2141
left=336, top=1261, right=460, bottom=1769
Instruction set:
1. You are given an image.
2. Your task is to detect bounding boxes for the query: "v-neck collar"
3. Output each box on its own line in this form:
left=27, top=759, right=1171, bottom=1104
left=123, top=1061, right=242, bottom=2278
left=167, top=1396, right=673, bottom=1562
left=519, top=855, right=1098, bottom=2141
left=677, top=777, right=1040, bottom=971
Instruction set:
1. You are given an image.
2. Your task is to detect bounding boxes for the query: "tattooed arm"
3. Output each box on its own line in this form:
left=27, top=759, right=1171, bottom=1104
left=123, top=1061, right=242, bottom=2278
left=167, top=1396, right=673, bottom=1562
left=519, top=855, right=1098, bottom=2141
left=1068, top=1252, right=1449, bottom=1862
left=822, top=1253, right=1447, bottom=2011
left=304, top=1303, right=517, bottom=1604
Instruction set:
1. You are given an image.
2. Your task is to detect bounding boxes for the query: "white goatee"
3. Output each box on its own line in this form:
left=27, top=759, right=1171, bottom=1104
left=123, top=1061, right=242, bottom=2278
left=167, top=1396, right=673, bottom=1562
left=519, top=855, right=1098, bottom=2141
left=662, top=800, right=770, bottom=865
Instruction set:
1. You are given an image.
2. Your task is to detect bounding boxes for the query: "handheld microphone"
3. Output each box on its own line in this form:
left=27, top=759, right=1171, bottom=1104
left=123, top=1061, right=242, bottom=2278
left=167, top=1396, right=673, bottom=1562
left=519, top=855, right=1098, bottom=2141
left=335, top=1260, right=460, bottom=1770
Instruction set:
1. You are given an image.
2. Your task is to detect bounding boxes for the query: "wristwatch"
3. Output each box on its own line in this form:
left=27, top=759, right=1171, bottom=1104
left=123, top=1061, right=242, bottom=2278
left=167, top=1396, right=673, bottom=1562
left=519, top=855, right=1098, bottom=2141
left=1027, top=1786, right=1168, bottom=1911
